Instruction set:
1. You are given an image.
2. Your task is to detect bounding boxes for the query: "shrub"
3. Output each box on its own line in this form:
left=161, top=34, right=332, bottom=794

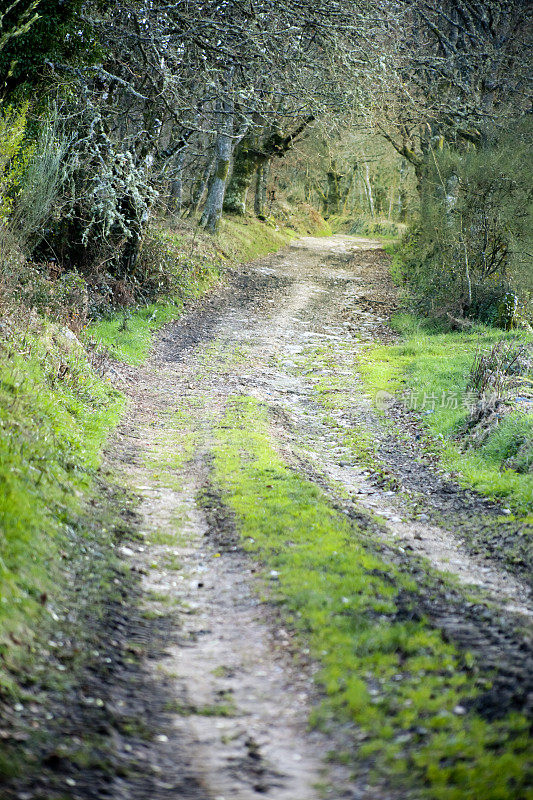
left=8, top=109, right=68, bottom=251
left=135, top=225, right=217, bottom=302
left=402, top=120, right=533, bottom=325
left=0, top=102, right=31, bottom=224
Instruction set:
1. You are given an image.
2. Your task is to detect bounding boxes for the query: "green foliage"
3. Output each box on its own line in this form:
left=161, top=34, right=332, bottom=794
left=212, top=396, right=532, bottom=799
left=0, top=101, right=31, bottom=222
left=402, top=121, right=533, bottom=323
left=0, top=313, right=123, bottom=673
left=8, top=107, right=68, bottom=250
left=35, top=125, right=157, bottom=276
left=0, top=0, right=99, bottom=100
left=135, top=225, right=222, bottom=300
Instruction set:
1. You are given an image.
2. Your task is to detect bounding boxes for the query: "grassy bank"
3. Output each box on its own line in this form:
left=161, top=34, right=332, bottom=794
left=328, top=214, right=406, bottom=241
left=212, top=396, right=531, bottom=799
left=0, top=313, right=124, bottom=690
left=358, top=314, right=533, bottom=517
left=218, top=207, right=331, bottom=261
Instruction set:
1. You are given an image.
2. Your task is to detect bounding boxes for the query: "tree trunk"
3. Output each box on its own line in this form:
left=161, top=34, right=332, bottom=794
left=254, top=161, right=269, bottom=219
left=188, top=153, right=215, bottom=217
left=397, top=159, right=407, bottom=222
left=225, top=115, right=314, bottom=216
left=223, top=131, right=260, bottom=215
left=166, top=149, right=186, bottom=218
left=200, top=98, right=233, bottom=233
left=322, top=164, right=343, bottom=218
left=362, top=156, right=375, bottom=217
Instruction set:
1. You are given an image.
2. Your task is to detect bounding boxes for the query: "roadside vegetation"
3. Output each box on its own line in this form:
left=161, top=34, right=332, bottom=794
left=358, top=313, right=533, bottom=516
left=0, top=310, right=123, bottom=688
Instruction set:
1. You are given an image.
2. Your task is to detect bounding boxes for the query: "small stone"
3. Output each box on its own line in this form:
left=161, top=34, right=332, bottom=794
left=453, top=705, right=466, bottom=715
left=156, top=734, right=169, bottom=742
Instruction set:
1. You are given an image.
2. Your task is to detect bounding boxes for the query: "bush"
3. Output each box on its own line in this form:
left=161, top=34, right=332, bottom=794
left=0, top=102, right=31, bottom=224
left=402, top=120, right=533, bottom=325
left=8, top=110, right=68, bottom=252
left=135, top=225, right=218, bottom=302
left=33, top=121, right=157, bottom=277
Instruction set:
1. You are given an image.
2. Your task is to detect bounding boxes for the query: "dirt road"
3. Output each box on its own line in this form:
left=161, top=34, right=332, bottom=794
left=92, top=235, right=531, bottom=799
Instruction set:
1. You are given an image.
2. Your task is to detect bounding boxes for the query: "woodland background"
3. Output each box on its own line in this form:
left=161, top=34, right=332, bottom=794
left=0, top=0, right=531, bottom=328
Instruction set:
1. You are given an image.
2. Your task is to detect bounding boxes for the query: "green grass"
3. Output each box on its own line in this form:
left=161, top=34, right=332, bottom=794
left=217, top=210, right=331, bottom=262
left=358, top=313, right=533, bottom=515
left=211, top=395, right=532, bottom=799
left=0, top=318, right=124, bottom=683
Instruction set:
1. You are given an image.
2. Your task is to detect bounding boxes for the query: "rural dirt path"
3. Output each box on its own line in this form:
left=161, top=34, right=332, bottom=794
left=106, top=235, right=532, bottom=799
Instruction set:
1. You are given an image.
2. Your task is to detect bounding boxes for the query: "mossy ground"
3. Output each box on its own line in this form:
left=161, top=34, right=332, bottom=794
left=211, top=396, right=532, bottom=799
left=357, top=313, right=533, bottom=516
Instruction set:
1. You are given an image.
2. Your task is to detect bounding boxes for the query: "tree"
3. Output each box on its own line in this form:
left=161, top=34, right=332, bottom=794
left=223, top=115, right=314, bottom=217
left=0, top=0, right=99, bottom=99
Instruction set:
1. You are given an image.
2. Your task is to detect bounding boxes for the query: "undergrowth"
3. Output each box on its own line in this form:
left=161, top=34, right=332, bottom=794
left=212, top=396, right=532, bottom=800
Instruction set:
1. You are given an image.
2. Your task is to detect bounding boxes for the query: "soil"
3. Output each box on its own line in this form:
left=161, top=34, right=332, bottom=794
left=4, top=235, right=532, bottom=800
